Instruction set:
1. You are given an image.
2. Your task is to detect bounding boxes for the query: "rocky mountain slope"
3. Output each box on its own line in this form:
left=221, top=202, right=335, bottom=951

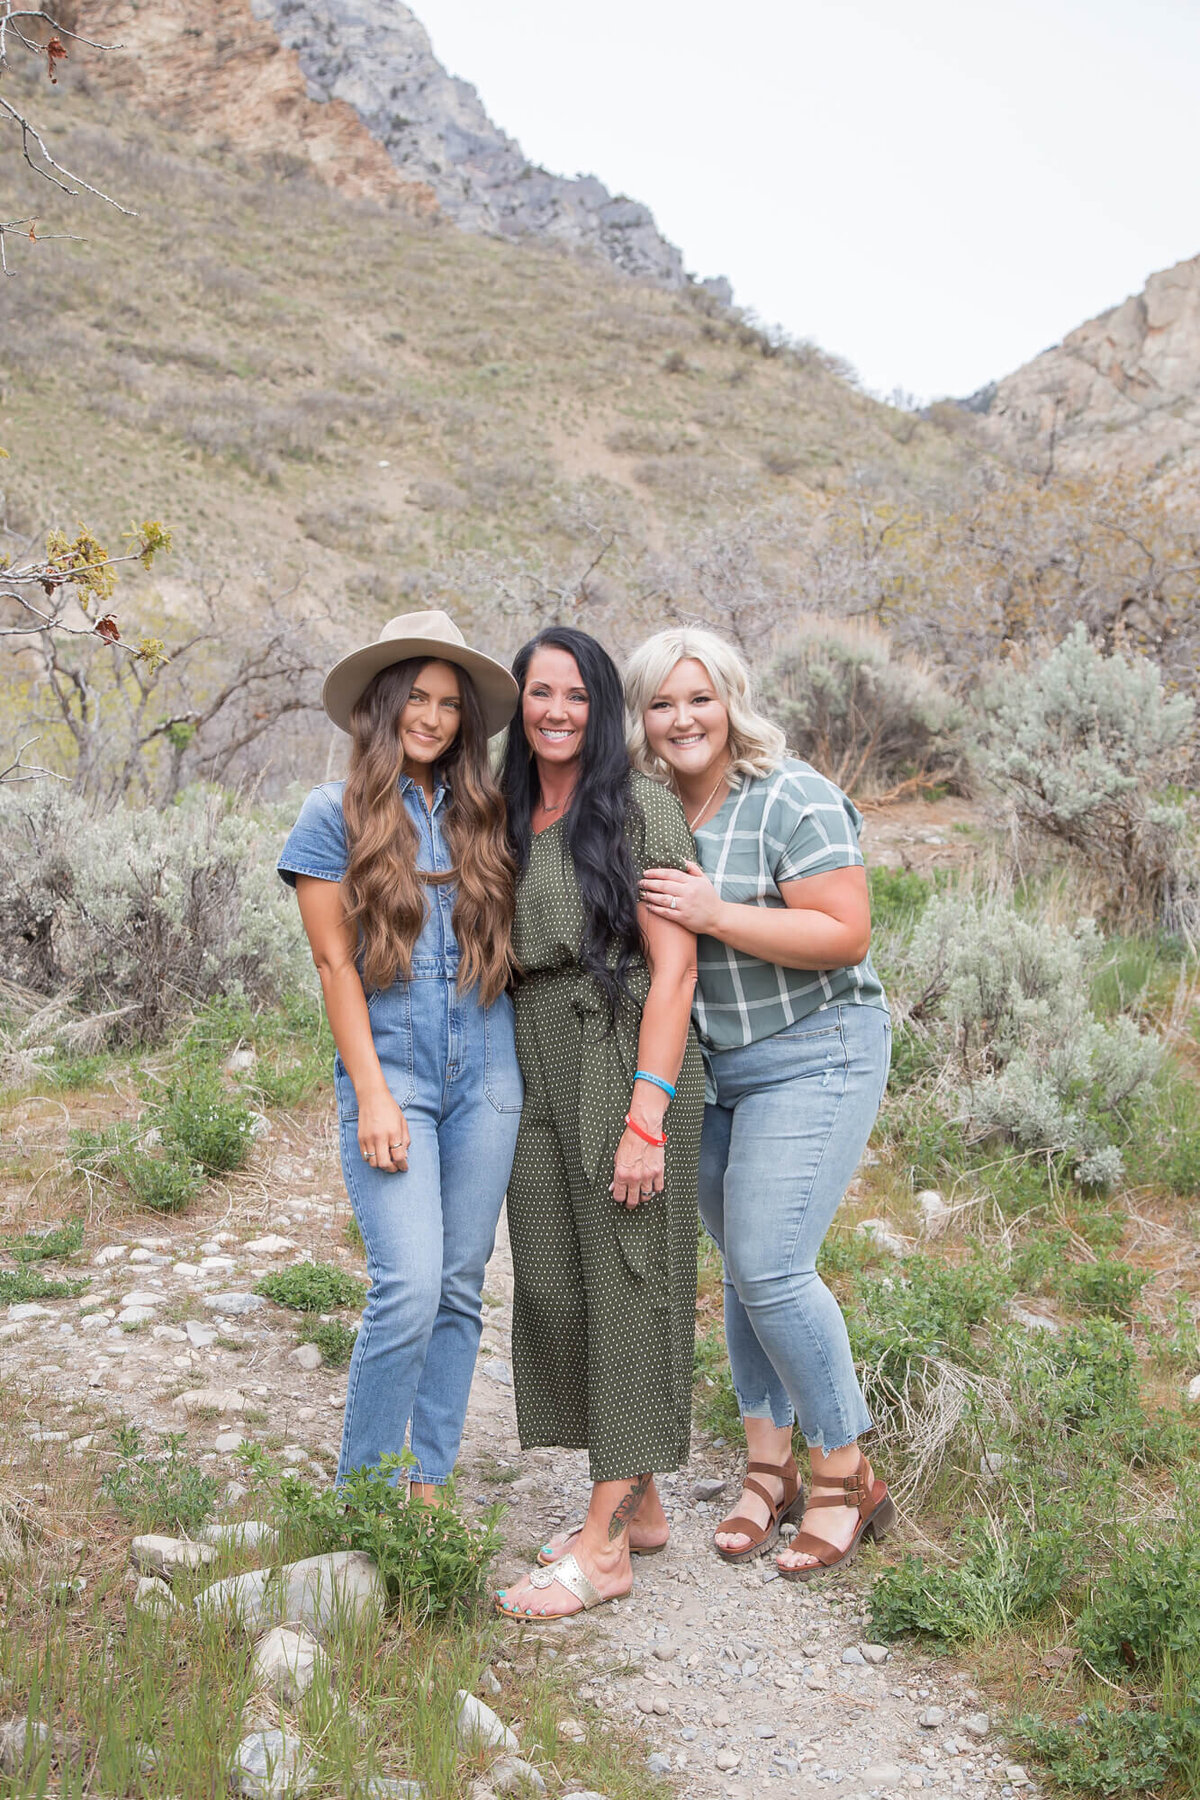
left=969, top=252, right=1200, bottom=478
left=1, top=65, right=967, bottom=660
left=66, top=0, right=692, bottom=288
left=251, top=0, right=692, bottom=287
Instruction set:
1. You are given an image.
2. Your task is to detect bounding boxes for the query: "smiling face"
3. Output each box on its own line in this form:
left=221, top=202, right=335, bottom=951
left=642, top=656, right=732, bottom=783
left=398, top=659, right=462, bottom=776
left=522, top=645, right=589, bottom=769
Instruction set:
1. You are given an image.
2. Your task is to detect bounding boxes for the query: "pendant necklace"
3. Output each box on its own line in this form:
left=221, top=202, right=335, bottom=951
left=688, top=771, right=729, bottom=832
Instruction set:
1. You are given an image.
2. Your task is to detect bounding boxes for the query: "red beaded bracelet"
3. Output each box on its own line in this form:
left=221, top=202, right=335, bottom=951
left=625, top=1112, right=667, bottom=1147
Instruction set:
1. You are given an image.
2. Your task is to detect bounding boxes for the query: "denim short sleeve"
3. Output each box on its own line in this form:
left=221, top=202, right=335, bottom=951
left=277, top=783, right=349, bottom=889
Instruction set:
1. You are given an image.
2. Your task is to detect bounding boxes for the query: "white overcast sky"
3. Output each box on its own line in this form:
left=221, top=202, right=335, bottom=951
left=413, top=0, right=1200, bottom=401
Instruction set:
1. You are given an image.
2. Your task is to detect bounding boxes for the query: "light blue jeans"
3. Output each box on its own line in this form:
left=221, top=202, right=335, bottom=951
left=335, top=961, right=523, bottom=1485
left=698, top=1003, right=891, bottom=1450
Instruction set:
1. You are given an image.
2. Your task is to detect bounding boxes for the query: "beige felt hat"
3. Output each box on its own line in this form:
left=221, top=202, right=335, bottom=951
left=321, top=610, right=519, bottom=737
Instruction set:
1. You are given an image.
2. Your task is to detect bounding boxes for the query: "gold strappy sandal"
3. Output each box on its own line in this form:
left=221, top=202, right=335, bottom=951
left=495, top=1552, right=627, bottom=1620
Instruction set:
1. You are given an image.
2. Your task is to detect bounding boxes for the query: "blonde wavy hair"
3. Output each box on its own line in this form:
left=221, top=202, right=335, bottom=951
left=343, top=660, right=517, bottom=1005
left=624, top=626, right=787, bottom=786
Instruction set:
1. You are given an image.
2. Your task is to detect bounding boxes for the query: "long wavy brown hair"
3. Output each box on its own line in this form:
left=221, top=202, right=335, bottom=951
left=342, top=659, right=517, bottom=1004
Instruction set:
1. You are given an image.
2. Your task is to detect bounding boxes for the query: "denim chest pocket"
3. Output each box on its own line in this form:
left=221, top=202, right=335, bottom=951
left=334, top=985, right=416, bottom=1119
left=483, top=995, right=524, bottom=1114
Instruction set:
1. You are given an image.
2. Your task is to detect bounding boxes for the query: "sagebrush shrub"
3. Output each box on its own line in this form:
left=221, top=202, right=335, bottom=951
left=0, top=786, right=310, bottom=1042
left=976, top=625, right=1196, bottom=924
left=901, top=892, right=1161, bottom=1185
left=762, top=617, right=966, bottom=798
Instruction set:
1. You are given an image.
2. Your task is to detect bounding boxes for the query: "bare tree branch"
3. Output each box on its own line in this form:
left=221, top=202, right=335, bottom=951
left=0, top=734, right=67, bottom=783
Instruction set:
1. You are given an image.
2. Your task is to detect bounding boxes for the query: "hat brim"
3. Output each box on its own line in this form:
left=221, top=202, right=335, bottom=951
left=322, top=637, right=519, bottom=738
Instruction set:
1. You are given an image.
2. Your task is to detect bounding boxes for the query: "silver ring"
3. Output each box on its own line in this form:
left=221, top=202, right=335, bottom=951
left=388, top=1141, right=404, bottom=1149
left=669, top=895, right=677, bottom=910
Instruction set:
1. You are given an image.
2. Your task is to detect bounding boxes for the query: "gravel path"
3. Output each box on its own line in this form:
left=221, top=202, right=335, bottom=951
left=1, top=1094, right=1037, bottom=1800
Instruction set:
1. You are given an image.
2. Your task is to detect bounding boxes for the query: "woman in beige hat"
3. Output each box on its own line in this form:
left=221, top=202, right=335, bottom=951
left=278, top=611, right=523, bottom=1498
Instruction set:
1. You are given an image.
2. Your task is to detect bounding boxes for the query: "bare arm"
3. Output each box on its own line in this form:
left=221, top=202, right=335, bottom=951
left=639, top=862, right=871, bottom=971
left=611, top=903, right=698, bottom=1209
left=294, top=875, right=411, bottom=1173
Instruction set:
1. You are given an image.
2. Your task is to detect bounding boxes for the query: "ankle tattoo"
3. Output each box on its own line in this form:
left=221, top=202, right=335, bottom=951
left=607, top=1472, right=651, bottom=1542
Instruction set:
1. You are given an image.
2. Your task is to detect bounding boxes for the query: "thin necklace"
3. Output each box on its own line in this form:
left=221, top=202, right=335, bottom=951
left=687, top=770, right=729, bottom=831
left=538, top=785, right=575, bottom=816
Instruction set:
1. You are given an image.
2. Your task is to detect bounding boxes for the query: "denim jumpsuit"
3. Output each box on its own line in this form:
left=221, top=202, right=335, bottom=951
left=279, top=778, right=523, bottom=1486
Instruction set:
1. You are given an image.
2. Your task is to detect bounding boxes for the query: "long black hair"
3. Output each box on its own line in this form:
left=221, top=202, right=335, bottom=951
left=501, top=626, right=643, bottom=1013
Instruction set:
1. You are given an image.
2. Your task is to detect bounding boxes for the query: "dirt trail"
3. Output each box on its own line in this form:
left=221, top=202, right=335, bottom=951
left=0, top=801, right=1026, bottom=1799
left=1, top=1083, right=1034, bottom=1800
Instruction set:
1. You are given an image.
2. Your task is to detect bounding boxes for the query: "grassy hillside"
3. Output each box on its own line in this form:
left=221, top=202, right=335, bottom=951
left=0, top=77, right=978, bottom=667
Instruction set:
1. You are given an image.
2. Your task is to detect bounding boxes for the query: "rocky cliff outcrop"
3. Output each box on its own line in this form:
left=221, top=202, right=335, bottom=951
left=249, top=0, right=686, bottom=285
left=970, top=253, right=1200, bottom=476
left=62, top=0, right=436, bottom=210
left=65, top=0, right=693, bottom=286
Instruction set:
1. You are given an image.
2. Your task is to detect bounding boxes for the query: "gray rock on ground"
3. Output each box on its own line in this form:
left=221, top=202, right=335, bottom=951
left=855, top=1218, right=906, bottom=1255
left=173, top=1387, right=246, bottom=1417
left=196, top=1550, right=385, bottom=1636
left=203, top=1292, right=265, bottom=1315
left=916, top=1188, right=951, bottom=1236
left=133, top=1575, right=178, bottom=1614
left=230, top=1727, right=314, bottom=1798
left=489, top=1757, right=546, bottom=1795
left=0, top=1717, right=53, bottom=1775
left=252, top=1626, right=328, bottom=1705
left=455, top=1691, right=518, bottom=1752
left=131, top=1534, right=216, bottom=1578
left=200, top=1520, right=278, bottom=1553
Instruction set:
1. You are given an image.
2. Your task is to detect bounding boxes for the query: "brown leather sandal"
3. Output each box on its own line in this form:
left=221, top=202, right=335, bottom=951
left=713, top=1458, right=806, bottom=1564
left=777, top=1453, right=895, bottom=1582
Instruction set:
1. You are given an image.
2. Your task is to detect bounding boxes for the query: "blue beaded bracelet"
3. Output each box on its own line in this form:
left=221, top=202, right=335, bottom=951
left=634, top=1069, right=676, bottom=1100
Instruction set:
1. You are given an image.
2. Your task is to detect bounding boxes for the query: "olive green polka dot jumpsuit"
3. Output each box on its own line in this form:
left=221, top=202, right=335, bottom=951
left=507, top=774, right=704, bottom=1483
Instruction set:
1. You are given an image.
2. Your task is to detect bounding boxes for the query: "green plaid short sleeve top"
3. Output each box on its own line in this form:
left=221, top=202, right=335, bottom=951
left=691, top=758, right=888, bottom=1051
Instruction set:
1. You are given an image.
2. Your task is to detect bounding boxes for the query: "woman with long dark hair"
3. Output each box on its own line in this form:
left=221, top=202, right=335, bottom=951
left=494, top=626, right=704, bottom=1620
left=278, top=611, right=523, bottom=1498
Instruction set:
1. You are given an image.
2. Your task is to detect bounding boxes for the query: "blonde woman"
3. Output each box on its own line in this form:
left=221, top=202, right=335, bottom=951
left=279, top=612, right=522, bottom=1499
left=625, top=626, right=894, bottom=1581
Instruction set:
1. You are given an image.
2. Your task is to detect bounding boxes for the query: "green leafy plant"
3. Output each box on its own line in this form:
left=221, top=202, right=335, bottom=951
left=71, top=1122, right=203, bottom=1214
left=1016, top=1679, right=1200, bottom=1798
left=3, top=1219, right=84, bottom=1262
left=1064, top=1258, right=1149, bottom=1319
left=1075, top=1526, right=1200, bottom=1679
left=870, top=1515, right=1085, bottom=1645
left=0, top=1267, right=89, bottom=1304
left=160, top=1063, right=255, bottom=1175
left=255, top=1262, right=366, bottom=1313
left=298, top=1317, right=359, bottom=1366
left=693, top=1323, right=741, bottom=1440
left=100, top=1426, right=218, bottom=1533
left=261, top=1452, right=501, bottom=1621
left=868, top=864, right=936, bottom=929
